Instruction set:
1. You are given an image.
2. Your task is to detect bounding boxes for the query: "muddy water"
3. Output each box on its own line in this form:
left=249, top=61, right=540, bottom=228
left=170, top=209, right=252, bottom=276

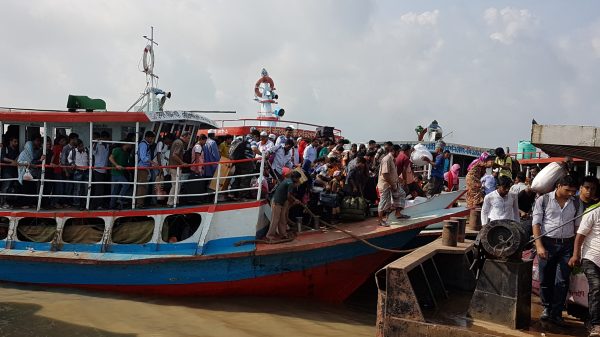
left=0, top=284, right=376, bottom=337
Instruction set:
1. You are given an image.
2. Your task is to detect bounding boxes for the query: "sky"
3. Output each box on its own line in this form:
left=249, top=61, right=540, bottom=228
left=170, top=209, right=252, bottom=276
left=1, top=0, right=600, bottom=149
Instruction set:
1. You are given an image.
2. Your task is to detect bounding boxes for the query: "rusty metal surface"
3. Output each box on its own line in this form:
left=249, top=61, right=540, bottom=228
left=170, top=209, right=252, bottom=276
left=383, top=318, right=500, bottom=337
left=384, top=269, right=425, bottom=322
left=531, top=124, right=600, bottom=163
left=469, top=259, right=533, bottom=329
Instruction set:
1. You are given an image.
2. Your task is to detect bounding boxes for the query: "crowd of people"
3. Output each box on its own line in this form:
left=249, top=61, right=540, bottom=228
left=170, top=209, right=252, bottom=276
left=1, top=126, right=457, bottom=222
left=4, top=125, right=600, bottom=334
left=264, top=135, right=465, bottom=240
left=474, top=148, right=600, bottom=335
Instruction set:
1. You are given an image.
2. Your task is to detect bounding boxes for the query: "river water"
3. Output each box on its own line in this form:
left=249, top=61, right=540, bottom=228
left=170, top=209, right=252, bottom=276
left=0, top=284, right=376, bottom=337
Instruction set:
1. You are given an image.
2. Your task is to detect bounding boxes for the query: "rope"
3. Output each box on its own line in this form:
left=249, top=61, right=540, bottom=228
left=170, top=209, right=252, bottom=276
left=234, top=200, right=417, bottom=253
left=527, top=201, right=600, bottom=245
left=300, top=204, right=417, bottom=254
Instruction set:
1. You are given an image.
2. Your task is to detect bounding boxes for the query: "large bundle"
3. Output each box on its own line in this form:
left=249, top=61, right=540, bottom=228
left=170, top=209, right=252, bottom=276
left=340, top=196, right=368, bottom=221
left=531, top=162, right=567, bottom=194
left=411, top=144, right=433, bottom=166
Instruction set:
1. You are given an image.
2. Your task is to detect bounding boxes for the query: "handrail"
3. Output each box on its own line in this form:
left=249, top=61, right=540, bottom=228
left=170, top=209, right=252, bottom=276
left=0, top=157, right=265, bottom=211
left=214, top=118, right=343, bottom=135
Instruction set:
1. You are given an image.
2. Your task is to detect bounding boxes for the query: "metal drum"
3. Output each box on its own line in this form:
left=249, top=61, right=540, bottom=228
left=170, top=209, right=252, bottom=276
left=478, top=220, right=528, bottom=260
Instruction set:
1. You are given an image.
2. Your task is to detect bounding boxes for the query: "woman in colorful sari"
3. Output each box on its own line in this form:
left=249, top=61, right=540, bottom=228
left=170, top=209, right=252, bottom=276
left=465, top=153, right=495, bottom=208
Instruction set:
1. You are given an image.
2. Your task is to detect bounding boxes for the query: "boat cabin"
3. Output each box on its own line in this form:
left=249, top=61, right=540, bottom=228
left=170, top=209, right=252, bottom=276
left=0, top=108, right=269, bottom=256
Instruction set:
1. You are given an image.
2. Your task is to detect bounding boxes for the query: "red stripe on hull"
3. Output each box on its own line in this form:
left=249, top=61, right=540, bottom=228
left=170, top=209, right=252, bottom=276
left=29, top=251, right=394, bottom=302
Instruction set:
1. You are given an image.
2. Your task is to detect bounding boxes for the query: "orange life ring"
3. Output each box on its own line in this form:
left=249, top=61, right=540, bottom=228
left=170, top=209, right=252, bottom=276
left=254, top=76, right=275, bottom=98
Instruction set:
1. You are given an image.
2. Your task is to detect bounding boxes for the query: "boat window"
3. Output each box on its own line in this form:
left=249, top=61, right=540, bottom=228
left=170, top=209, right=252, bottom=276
left=111, top=216, right=154, bottom=244
left=62, top=218, right=105, bottom=244
left=3, top=125, right=19, bottom=147
left=0, top=217, right=9, bottom=240
left=120, top=126, right=145, bottom=142
left=161, top=213, right=202, bottom=243
left=17, top=218, right=57, bottom=243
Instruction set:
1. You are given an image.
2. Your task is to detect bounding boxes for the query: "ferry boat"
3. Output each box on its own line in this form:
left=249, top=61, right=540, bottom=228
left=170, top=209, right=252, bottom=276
left=0, top=29, right=469, bottom=301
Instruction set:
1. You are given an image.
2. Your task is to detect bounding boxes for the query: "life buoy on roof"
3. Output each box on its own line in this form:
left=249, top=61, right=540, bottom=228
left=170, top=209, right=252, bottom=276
left=254, top=76, right=275, bottom=98
left=143, top=45, right=154, bottom=74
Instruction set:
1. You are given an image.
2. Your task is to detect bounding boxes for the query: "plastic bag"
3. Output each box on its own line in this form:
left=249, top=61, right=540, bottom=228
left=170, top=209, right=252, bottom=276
left=531, top=162, right=567, bottom=194
left=568, top=272, right=589, bottom=308
left=411, top=149, right=433, bottom=166
left=23, top=168, right=34, bottom=181
left=154, top=173, right=166, bottom=200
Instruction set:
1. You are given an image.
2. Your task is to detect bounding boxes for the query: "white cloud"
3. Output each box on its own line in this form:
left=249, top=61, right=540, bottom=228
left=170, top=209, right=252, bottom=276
left=1, top=1, right=600, bottom=149
left=400, top=10, right=439, bottom=26
left=484, top=7, right=538, bottom=44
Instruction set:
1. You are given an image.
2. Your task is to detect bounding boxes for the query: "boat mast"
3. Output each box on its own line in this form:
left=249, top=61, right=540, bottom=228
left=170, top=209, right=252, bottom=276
left=254, top=68, right=283, bottom=127
left=144, top=26, right=159, bottom=112
left=127, top=27, right=170, bottom=113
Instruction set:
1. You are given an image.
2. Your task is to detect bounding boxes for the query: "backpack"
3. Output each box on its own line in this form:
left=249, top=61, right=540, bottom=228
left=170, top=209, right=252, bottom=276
left=340, top=196, right=368, bottom=221
left=149, top=142, right=158, bottom=161
left=60, top=144, right=72, bottom=166
left=510, top=157, right=521, bottom=179
left=229, top=140, right=247, bottom=160
left=180, top=147, right=193, bottom=174
left=540, top=193, right=582, bottom=234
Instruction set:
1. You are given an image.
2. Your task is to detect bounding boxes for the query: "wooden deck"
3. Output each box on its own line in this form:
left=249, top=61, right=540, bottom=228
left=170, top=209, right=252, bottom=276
left=256, top=206, right=470, bottom=255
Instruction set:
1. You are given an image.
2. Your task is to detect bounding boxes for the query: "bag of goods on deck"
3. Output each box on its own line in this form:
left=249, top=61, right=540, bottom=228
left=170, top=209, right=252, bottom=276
left=531, top=162, right=567, bottom=194
left=411, top=144, right=433, bottom=166
left=340, top=196, right=368, bottom=221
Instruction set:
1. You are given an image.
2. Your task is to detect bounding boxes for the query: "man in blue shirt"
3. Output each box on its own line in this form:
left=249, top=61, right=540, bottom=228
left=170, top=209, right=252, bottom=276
left=203, top=130, right=221, bottom=178
left=136, top=131, right=156, bottom=208
left=425, top=146, right=449, bottom=197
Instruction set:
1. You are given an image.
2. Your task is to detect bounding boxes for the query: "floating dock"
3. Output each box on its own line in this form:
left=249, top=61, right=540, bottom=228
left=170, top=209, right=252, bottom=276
left=375, top=238, right=587, bottom=337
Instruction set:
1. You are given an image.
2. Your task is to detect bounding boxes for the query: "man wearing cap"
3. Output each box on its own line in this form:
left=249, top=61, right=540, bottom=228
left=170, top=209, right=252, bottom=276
left=254, top=131, right=274, bottom=157
left=276, top=125, right=295, bottom=147
left=204, top=130, right=220, bottom=178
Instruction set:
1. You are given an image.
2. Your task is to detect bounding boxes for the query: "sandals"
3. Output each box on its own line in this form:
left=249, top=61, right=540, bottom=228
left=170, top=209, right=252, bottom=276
left=378, top=219, right=390, bottom=227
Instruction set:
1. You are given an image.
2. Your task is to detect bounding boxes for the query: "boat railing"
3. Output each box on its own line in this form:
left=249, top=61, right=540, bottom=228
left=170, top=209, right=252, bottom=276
left=508, top=151, right=548, bottom=160
left=0, top=156, right=266, bottom=211
left=214, top=118, right=343, bottom=136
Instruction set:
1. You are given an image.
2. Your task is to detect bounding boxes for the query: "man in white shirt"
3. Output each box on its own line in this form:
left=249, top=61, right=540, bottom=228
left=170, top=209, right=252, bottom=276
left=253, top=131, right=274, bottom=157
left=509, top=171, right=528, bottom=195
left=532, top=175, right=584, bottom=325
left=268, top=139, right=294, bottom=180
left=275, top=126, right=294, bottom=147
left=570, top=206, right=600, bottom=336
left=481, top=176, right=520, bottom=226
left=91, top=131, right=110, bottom=209
left=302, top=138, right=319, bottom=172
left=68, top=139, right=89, bottom=209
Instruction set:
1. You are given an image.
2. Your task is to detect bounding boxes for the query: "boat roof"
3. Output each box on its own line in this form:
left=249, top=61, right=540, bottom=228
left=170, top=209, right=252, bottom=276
left=388, top=141, right=489, bottom=158
left=0, top=108, right=219, bottom=129
left=531, top=124, right=600, bottom=163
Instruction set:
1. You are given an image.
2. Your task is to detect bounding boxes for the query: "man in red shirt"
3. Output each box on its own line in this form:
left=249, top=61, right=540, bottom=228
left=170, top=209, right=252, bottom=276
left=395, top=144, right=411, bottom=186
left=297, top=137, right=307, bottom=164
